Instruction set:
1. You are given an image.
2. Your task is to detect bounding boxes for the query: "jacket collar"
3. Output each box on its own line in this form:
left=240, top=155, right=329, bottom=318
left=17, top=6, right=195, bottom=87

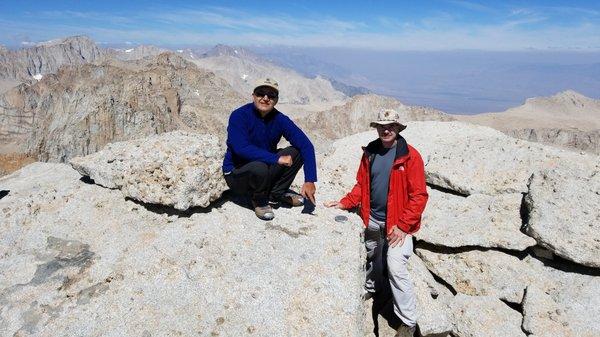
left=363, top=136, right=409, bottom=163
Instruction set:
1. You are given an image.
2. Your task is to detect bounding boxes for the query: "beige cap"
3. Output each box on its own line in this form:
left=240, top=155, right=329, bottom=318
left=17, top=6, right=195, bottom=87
left=253, top=77, right=279, bottom=92
left=369, top=109, right=407, bottom=131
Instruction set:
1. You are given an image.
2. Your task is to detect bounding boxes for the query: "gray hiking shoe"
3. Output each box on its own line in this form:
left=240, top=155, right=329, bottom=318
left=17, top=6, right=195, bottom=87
left=253, top=202, right=275, bottom=220
left=273, top=192, right=304, bottom=207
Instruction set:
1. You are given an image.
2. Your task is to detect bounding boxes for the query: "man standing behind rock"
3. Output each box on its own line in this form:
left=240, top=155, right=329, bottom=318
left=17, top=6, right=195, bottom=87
left=223, top=78, right=317, bottom=220
left=324, top=109, right=428, bottom=337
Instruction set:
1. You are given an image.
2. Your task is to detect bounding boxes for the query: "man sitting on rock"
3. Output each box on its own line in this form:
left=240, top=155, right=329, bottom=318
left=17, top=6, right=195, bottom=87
left=222, top=78, right=317, bottom=220
left=324, top=109, right=428, bottom=337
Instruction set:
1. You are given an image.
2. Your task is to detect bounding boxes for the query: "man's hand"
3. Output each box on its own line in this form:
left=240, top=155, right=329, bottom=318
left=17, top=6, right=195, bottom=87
left=278, top=155, right=292, bottom=167
left=301, top=182, right=316, bottom=205
left=387, top=226, right=407, bottom=248
left=323, top=201, right=342, bottom=209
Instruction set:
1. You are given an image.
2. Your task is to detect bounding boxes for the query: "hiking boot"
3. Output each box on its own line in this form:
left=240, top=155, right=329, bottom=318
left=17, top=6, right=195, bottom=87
left=271, top=192, right=304, bottom=207
left=252, top=200, right=275, bottom=220
left=395, top=325, right=416, bottom=337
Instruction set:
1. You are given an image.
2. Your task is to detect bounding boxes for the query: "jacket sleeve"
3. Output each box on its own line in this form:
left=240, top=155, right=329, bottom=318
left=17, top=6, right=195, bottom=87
left=227, top=112, right=279, bottom=164
left=339, top=156, right=365, bottom=209
left=280, top=115, right=317, bottom=182
left=397, top=149, right=429, bottom=233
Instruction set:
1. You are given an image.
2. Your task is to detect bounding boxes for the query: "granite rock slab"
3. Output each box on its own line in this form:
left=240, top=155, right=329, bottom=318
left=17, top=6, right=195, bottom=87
left=521, top=256, right=600, bottom=337
left=416, top=248, right=531, bottom=304
left=408, top=255, right=454, bottom=336
left=0, top=162, right=366, bottom=337
left=419, top=189, right=536, bottom=251
left=70, top=130, right=227, bottom=210
left=447, top=294, right=526, bottom=337
left=525, top=166, right=600, bottom=268
left=323, top=122, right=597, bottom=196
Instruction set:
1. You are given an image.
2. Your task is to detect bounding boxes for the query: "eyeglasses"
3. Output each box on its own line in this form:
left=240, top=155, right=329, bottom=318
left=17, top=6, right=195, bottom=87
left=376, top=124, right=398, bottom=131
left=254, top=87, right=278, bottom=100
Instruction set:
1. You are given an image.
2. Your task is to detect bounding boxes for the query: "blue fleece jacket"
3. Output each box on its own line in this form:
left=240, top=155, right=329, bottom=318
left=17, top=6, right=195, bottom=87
left=222, top=103, right=317, bottom=182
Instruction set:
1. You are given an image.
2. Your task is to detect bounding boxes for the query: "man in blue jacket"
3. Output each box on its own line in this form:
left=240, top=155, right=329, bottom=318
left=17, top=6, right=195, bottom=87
left=222, top=78, right=317, bottom=220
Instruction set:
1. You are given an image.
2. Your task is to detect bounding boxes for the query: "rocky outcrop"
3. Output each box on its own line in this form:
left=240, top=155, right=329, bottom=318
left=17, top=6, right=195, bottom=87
left=0, top=36, right=103, bottom=82
left=0, top=52, right=245, bottom=162
left=417, top=249, right=531, bottom=304
left=462, top=90, right=600, bottom=131
left=506, top=127, right=600, bottom=155
left=447, top=294, right=527, bottom=337
left=420, top=189, right=535, bottom=251
left=522, top=285, right=575, bottom=337
left=525, top=166, right=600, bottom=268
left=323, top=121, right=597, bottom=195
left=0, top=162, right=365, bottom=336
left=70, top=131, right=227, bottom=210
left=521, top=256, right=600, bottom=337
left=404, top=121, right=596, bottom=195
left=459, top=90, right=600, bottom=154
left=408, top=255, right=453, bottom=336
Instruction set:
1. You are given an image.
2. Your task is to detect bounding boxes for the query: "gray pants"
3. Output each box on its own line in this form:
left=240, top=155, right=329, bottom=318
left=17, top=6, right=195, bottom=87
left=365, top=216, right=417, bottom=327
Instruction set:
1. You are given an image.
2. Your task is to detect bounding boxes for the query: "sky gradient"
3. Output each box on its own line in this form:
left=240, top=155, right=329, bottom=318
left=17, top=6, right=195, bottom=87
left=1, top=0, right=599, bottom=50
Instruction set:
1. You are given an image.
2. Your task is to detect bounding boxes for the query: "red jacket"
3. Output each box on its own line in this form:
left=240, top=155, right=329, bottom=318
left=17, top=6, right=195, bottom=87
left=339, top=137, right=428, bottom=235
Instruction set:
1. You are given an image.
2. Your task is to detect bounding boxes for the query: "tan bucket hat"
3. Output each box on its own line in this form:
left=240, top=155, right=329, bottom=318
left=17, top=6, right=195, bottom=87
left=370, top=109, right=407, bottom=131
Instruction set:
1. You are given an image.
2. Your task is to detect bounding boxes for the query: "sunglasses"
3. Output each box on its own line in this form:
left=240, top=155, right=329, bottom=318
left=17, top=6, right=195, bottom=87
left=254, top=87, right=278, bottom=100
left=376, top=124, right=399, bottom=131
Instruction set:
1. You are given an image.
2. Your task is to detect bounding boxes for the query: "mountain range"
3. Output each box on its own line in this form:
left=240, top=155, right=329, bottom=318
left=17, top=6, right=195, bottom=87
left=0, top=35, right=598, bottom=176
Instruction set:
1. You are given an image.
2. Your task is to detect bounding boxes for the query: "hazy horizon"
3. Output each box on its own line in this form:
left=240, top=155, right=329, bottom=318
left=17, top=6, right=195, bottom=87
left=3, top=37, right=599, bottom=114
left=256, top=47, right=600, bottom=114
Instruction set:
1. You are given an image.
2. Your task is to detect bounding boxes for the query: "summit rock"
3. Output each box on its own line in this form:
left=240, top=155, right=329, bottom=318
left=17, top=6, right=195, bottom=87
left=0, top=162, right=366, bottom=336
left=70, top=131, right=227, bottom=210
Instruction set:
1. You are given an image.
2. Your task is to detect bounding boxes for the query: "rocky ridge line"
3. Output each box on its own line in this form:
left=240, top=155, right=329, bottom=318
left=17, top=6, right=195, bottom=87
left=0, top=52, right=245, bottom=162
left=0, top=36, right=103, bottom=82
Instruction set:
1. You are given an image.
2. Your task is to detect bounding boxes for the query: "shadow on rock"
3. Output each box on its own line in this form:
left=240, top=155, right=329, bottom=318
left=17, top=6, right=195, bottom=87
left=79, top=176, right=96, bottom=185
left=125, top=191, right=230, bottom=218
left=370, top=292, right=403, bottom=336
left=527, top=252, right=600, bottom=277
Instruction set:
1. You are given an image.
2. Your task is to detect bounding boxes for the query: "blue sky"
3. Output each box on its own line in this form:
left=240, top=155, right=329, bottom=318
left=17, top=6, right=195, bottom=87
left=1, top=0, right=599, bottom=50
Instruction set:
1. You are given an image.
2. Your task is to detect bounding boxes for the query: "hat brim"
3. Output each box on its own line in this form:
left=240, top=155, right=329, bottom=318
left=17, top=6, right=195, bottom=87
left=370, top=121, right=407, bottom=131
left=253, top=84, right=279, bottom=93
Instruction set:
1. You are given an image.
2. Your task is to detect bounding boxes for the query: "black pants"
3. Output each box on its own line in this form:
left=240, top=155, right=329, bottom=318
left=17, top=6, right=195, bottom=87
left=224, top=146, right=303, bottom=206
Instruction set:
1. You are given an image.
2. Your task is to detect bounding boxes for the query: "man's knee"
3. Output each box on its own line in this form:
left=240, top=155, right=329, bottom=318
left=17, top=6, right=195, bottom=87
left=279, top=146, right=303, bottom=163
left=246, top=161, right=269, bottom=180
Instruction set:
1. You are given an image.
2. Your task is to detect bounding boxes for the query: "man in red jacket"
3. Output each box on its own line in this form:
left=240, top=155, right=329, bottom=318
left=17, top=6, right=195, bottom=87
left=325, top=109, right=428, bottom=337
